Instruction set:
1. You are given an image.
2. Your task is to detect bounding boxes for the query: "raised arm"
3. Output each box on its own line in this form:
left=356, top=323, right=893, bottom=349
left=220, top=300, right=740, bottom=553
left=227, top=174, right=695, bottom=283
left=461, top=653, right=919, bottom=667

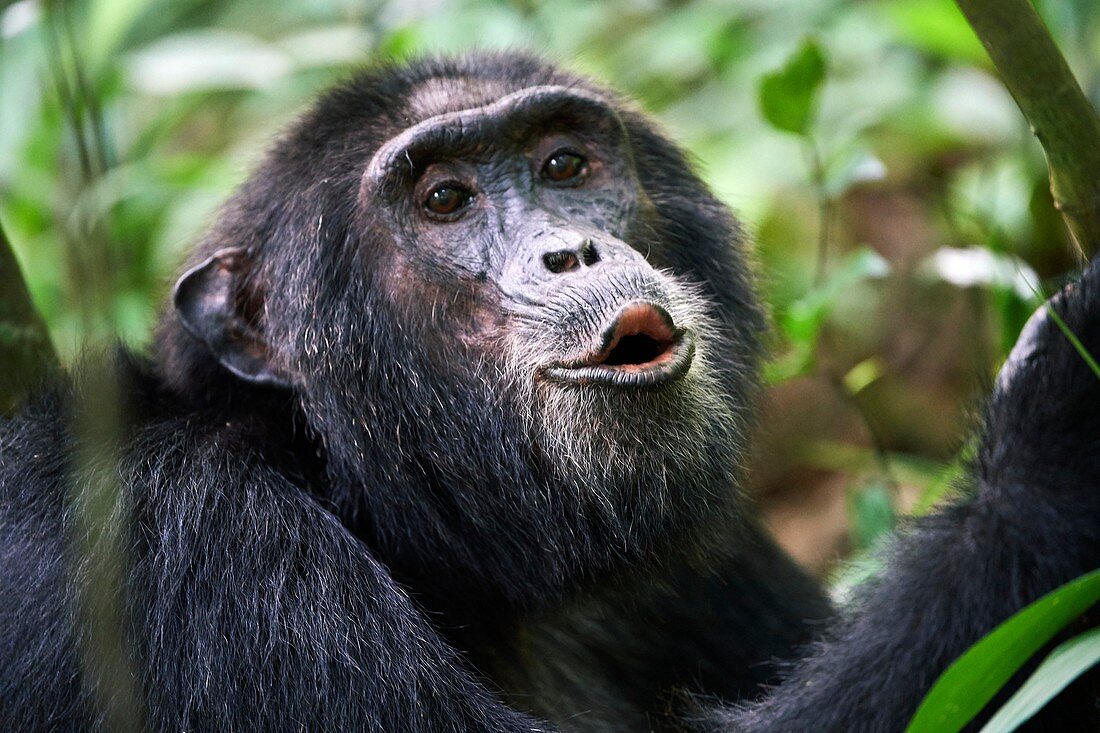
left=710, top=265, right=1100, bottom=732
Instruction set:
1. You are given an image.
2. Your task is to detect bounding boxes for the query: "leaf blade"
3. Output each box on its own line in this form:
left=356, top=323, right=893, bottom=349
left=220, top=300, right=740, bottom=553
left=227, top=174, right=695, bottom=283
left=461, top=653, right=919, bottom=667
left=758, top=37, right=826, bottom=136
left=979, top=627, right=1100, bottom=733
left=905, top=569, right=1100, bottom=733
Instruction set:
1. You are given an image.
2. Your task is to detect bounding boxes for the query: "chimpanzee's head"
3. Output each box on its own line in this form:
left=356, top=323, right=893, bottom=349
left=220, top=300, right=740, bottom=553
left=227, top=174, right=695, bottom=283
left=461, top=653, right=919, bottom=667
left=165, top=53, right=765, bottom=613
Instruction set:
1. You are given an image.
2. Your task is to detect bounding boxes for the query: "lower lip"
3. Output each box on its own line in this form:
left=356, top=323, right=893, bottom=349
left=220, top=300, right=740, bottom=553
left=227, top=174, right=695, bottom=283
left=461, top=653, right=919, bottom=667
left=540, top=332, right=697, bottom=388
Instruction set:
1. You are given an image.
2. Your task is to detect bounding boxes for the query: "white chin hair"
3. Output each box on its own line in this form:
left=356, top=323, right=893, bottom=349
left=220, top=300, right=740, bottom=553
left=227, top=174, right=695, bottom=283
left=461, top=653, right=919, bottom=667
left=499, top=271, right=743, bottom=504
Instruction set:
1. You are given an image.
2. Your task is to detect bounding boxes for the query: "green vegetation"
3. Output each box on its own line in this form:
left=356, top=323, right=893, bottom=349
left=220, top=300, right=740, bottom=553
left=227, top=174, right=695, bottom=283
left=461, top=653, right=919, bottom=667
left=907, top=569, right=1100, bottom=732
left=2, top=0, right=1098, bottom=728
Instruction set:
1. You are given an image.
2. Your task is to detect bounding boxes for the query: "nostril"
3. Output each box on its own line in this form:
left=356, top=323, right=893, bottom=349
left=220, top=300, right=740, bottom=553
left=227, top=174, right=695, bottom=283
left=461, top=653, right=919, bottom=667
left=543, top=250, right=579, bottom=274
left=580, top=240, right=600, bottom=266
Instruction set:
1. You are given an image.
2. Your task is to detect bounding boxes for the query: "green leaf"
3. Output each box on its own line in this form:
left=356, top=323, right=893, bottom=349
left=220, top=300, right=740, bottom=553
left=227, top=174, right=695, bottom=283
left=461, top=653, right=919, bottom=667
left=842, top=357, right=884, bottom=396
left=910, top=458, right=965, bottom=516
left=850, top=479, right=896, bottom=551
left=758, top=37, right=826, bottom=136
left=763, top=342, right=815, bottom=384
left=979, top=627, right=1100, bottom=733
left=906, top=569, right=1100, bottom=733
left=88, top=0, right=157, bottom=69
left=881, top=0, right=989, bottom=67
left=780, top=247, right=890, bottom=344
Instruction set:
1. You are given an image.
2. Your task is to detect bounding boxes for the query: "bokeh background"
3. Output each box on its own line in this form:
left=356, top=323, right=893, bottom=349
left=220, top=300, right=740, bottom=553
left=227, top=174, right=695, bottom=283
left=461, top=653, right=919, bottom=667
left=2, top=0, right=1097, bottom=580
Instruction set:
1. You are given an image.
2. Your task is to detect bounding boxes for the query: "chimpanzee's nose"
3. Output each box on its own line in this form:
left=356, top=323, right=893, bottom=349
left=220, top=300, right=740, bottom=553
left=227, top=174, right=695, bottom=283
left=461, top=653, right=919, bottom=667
left=541, top=238, right=601, bottom=274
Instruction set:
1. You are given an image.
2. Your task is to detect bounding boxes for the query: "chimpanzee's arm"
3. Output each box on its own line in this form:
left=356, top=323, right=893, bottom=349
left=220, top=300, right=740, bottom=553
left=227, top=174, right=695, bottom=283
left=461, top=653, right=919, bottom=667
left=125, top=424, right=549, bottom=733
left=710, top=268, right=1100, bottom=732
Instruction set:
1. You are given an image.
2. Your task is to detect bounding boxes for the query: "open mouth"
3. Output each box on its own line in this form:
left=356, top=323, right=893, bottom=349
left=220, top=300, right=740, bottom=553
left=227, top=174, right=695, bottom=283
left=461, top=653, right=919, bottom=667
left=542, top=301, right=696, bottom=387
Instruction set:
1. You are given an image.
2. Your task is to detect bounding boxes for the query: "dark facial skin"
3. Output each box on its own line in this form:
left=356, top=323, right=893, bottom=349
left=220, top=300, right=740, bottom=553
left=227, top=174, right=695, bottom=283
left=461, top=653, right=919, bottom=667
left=364, top=86, right=696, bottom=389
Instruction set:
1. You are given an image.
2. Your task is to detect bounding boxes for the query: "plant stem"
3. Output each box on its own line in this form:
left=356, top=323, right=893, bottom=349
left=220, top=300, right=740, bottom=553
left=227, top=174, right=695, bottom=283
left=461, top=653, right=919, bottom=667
left=805, top=139, right=833, bottom=285
left=956, top=0, right=1100, bottom=260
left=39, top=4, right=145, bottom=730
left=0, top=220, right=57, bottom=412
left=801, top=138, right=897, bottom=495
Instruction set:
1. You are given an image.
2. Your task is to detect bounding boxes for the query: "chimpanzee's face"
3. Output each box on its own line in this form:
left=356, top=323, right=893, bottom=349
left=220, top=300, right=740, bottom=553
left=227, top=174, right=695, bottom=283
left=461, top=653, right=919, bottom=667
left=358, top=85, right=733, bottom=481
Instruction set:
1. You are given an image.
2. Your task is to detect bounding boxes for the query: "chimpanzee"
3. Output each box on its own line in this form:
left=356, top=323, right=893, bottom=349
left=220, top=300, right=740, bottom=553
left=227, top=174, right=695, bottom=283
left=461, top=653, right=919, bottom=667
left=0, top=52, right=1097, bottom=732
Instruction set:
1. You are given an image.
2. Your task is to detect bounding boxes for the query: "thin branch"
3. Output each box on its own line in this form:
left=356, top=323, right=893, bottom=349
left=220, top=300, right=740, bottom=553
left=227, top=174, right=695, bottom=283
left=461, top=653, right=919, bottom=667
left=799, top=135, right=897, bottom=494
left=956, top=0, right=1100, bottom=260
left=61, top=5, right=113, bottom=175
left=43, top=11, right=96, bottom=184
left=803, top=139, right=834, bottom=286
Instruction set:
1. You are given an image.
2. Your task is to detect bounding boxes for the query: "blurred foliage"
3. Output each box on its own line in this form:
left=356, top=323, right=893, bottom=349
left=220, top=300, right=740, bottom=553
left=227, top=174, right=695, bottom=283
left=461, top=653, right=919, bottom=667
left=2, top=0, right=1099, bottom=563
left=758, top=36, right=825, bottom=136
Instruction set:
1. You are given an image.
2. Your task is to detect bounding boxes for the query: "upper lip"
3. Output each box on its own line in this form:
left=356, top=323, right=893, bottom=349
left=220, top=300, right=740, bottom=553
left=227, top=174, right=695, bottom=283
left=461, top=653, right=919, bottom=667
left=540, top=301, right=696, bottom=387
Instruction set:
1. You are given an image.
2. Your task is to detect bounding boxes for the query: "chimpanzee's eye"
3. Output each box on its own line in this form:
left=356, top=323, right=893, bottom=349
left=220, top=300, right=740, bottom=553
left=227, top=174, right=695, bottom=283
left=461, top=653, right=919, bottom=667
left=424, top=185, right=473, bottom=217
left=541, top=151, right=588, bottom=185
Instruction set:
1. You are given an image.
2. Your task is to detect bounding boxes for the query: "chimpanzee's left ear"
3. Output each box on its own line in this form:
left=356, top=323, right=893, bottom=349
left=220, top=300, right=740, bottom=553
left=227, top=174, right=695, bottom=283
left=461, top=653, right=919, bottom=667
left=173, top=247, right=294, bottom=389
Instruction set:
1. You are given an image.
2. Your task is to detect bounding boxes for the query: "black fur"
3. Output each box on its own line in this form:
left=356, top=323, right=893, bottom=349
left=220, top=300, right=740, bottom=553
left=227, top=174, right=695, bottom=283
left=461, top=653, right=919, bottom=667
left=705, top=272, right=1100, bottom=732
left=0, top=53, right=1096, bottom=732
